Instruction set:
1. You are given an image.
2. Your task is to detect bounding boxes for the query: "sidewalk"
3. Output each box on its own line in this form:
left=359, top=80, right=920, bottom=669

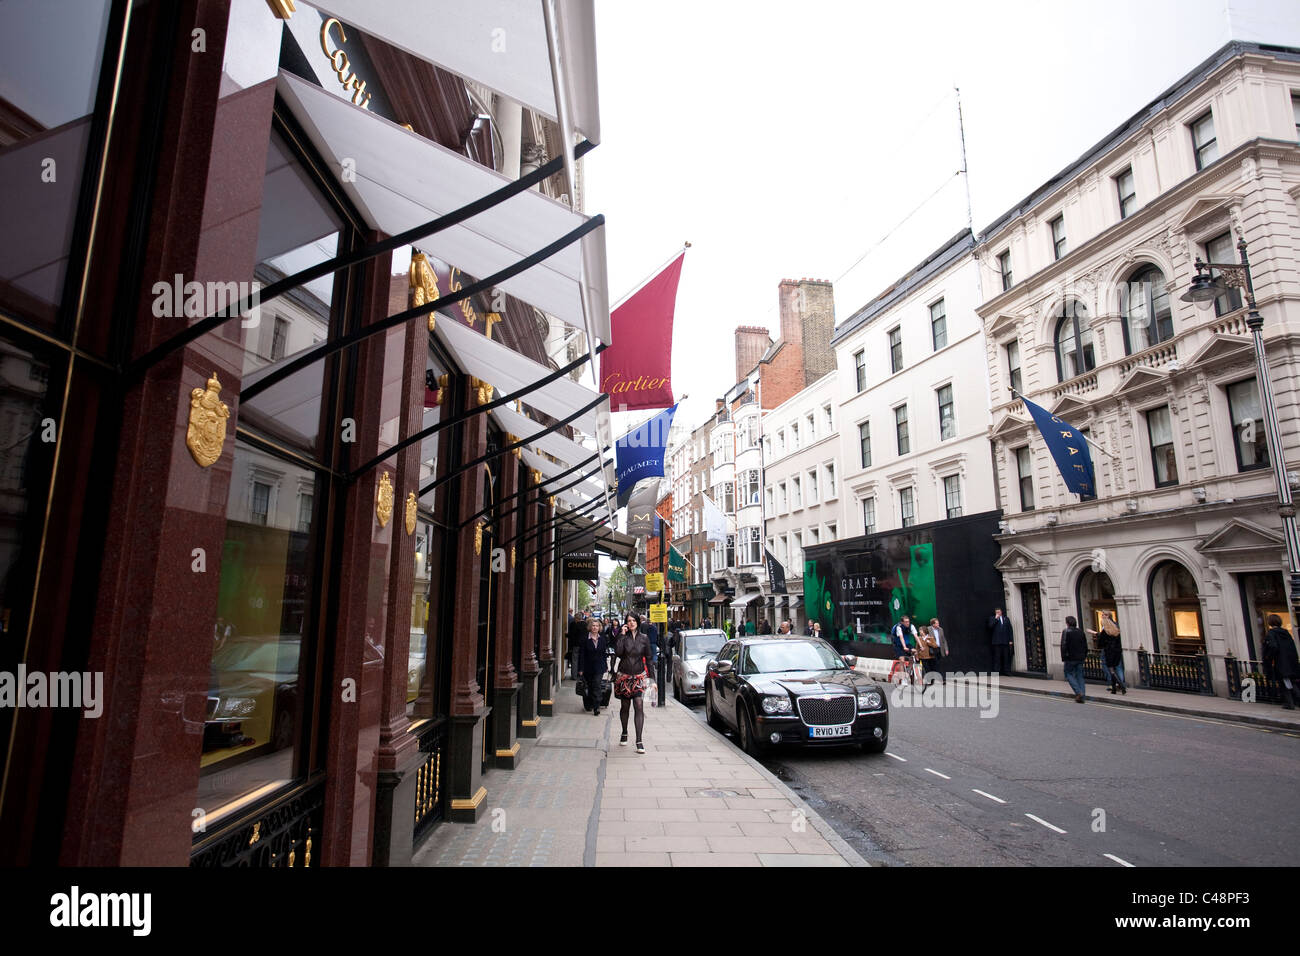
left=413, top=677, right=868, bottom=867
left=993, top=672, right=1300, bottom=730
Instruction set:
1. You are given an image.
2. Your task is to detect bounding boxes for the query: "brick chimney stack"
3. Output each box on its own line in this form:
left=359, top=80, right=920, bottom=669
left=734, top=325, right=773, bottom=384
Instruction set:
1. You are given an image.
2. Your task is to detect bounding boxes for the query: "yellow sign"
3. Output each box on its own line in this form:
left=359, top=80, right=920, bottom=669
left=649, top=603, right=668, bottom=624
left=646, top=573, right=664, bottom=592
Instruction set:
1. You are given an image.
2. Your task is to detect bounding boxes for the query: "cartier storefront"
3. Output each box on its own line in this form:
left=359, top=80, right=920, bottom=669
left=0, top=0, right=610, bottom=866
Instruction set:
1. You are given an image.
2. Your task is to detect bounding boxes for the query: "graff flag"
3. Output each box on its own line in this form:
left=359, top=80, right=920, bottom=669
left=1016, top=390, right=1096, bottom=497
left=615, top=405, right=677, bottom=507
left=600, top=253, right=684, bottom=411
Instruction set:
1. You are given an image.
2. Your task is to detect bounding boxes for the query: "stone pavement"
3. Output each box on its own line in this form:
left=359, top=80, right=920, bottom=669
left=990, top=673, right=1300, bottom=731
left=413, top=676, right=867, bottom=867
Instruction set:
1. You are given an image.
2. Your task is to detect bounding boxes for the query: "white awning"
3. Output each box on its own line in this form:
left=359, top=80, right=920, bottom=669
left=492, top=402, right=595, bottom=469
left=520, top=448, right=608, bottom=501
left=276, top=70, right=609, bottom=342
left=308, top=0, right=601, bottom=145
left=434, top=309, right=611, bottom=445
left=730, top=592, right=761, bottom=609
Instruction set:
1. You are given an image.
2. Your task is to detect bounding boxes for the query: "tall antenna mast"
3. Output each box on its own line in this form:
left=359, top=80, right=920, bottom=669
left=956, top=85, right=974, bottom=236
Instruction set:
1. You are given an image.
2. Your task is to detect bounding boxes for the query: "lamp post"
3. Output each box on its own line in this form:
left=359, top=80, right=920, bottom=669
left=1180, top=232, right=1300, bottom=627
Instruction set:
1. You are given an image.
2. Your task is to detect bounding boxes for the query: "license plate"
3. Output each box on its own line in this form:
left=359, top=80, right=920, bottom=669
left=810, top=725, right=851, bottom=738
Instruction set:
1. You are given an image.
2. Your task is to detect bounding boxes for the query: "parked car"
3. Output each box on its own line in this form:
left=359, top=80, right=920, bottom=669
left=672, top=628, right=727, bottom=702
left=703, top=635, right=889, bottom=755
left=204, top=636, right=301, bottom=754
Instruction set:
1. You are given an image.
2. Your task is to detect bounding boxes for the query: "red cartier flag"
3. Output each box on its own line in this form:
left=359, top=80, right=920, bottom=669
left=599, top=253, right=683, bottom=411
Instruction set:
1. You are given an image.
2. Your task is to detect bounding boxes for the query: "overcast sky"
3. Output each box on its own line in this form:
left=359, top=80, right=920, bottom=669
left=585, top=0, right=1300, bottom=439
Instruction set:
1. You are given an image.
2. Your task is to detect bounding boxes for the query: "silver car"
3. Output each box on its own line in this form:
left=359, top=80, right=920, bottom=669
left=672, top=629, right=727, bottom=702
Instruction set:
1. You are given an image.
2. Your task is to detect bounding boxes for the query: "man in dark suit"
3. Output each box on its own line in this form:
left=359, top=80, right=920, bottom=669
left=988, top=608, right=1014, bottom=675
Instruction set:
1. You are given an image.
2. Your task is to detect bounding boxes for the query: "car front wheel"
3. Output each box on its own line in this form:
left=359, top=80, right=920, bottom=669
left=738, top=705, right=765, bottom=757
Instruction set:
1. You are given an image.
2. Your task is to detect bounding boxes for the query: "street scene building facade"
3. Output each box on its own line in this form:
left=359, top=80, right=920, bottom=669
left=981, top=41, right=1300, bottom=688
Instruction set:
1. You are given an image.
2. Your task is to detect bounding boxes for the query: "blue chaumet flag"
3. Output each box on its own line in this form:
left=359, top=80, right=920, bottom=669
left=615, top=404, right=678, bottom=507
left=1016, top=391, right=1096, bottom=498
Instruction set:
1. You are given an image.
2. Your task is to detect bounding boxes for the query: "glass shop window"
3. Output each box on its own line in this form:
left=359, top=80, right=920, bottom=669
left=0, top=0, right=114, bottom=328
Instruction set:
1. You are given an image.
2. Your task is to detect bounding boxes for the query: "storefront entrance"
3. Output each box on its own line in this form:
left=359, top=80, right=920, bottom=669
left=1148, top=560, right=1204, bottom=656
left=1019, top=582, right=1047, bottom=673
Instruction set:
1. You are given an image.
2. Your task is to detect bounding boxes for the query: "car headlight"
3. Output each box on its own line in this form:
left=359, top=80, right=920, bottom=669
left=218, top=696, right=257, bottom=718
left=688, top=668, right=700, bottom=678
left=857, top=691, right=883, bottom=711
left=761, top=695, right=792, bottom=714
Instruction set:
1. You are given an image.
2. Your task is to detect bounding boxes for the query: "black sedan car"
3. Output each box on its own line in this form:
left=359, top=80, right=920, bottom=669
left=703, top=635, right=889, bottom=756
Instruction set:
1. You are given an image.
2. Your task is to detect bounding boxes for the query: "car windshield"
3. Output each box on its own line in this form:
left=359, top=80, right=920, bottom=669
left=743, top=640, right=845, bottom=674
left=684, top=634, right=725, bottom=659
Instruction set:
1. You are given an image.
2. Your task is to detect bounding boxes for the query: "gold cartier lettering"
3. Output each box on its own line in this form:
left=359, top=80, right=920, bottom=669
left=319, top=17, right=373, bottom=109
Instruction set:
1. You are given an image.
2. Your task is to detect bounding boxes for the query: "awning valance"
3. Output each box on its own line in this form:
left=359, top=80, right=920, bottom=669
left=492, top=402, right=598, bottom=472
left=520, top=449, right=606, bottom=501
left=308, top=0, right=601, bottom=145
left=730, top=592, right=760, bottom=609
left=707, top=594, right=730, bottom=606
left=276, top=70, right=609, bottom=342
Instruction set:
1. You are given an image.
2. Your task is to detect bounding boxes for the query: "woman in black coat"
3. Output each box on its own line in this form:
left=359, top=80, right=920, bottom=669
left=577, top=618, right=609, bottom=715
left=1262, top=614, right=1300, bottom=710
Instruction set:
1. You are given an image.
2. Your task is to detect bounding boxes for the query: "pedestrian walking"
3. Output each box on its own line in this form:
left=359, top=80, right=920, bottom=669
left=1262, top=614, right=1300, bottom=710
left=987, top=608, right=1014, bottom=676
left=1060, top=615, right=1089, bottom=703
left=614, top=612, right=652, bottom=754
left=759, top=618, right=773, bottom=634
left=810, top=621, right=823, bottom=640
left=918, top=624, right=943, bottom=679
left=777, top=620, right=792, bottom=634
left=929, top=617, right=949, bottom=678
left=578, top=617, right=608, bottom=715
left=1089, top=614, right=1126, bottom=694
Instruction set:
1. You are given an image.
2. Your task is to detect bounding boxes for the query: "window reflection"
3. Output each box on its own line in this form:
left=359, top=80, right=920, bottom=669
left=0, top=0, right=113, bottom=326
left=199, top=440, right=317, bottom=809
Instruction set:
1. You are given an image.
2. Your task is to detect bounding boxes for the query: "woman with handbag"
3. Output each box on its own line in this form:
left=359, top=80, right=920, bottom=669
left=578, top=617, right=609, bottom=715
left=614, top=612, right=652, bottom=754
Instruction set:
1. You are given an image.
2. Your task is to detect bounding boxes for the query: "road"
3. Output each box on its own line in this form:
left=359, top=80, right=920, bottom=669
left=687, top=679, right=1300, bottom=866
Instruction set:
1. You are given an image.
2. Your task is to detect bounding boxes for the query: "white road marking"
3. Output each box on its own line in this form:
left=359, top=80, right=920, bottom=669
left=1104, top=853, right=1135, bottom=867
left=972, top=789, right=1007, bottom=804
left=885, top=752, right=906, bottom=762
left=924, top=768, right=951, bottom=780
left=1025, top=813, right=1067, bottom=834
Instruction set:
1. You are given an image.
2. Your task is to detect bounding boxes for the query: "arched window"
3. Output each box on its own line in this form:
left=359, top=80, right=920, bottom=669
left=1120, top=265, right=1173, bottom=354
left=1054, top=299, right=1095, bottom=381
left=1147, top=560, right=1203, bottom=656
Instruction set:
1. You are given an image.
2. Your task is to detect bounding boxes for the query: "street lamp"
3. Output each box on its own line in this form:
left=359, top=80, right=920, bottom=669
left=1181, top=232, right=1300, bottom=625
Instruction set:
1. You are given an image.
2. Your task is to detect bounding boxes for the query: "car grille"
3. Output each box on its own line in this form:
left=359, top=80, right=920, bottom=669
left=796, top=695, right=855, bottom=726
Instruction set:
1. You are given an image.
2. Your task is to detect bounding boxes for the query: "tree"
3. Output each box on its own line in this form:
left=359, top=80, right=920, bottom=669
left=576, top=582, right=593, bottom=612
left=605, top=565, right=629, bottom=614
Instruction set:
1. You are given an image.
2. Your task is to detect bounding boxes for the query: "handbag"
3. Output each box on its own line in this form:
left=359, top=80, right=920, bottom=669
left=575, top=676, right=587, bottom=697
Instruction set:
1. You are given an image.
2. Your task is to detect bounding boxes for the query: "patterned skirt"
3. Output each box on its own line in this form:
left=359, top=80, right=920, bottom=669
left=613, top=669, right=648, bottom=699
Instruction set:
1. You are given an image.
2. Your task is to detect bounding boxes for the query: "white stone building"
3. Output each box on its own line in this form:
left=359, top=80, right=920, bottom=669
left=831, top=230, right=996, bottom=537
left=761, top=370, right=842, bottom=631
left=979, top=40, right=1300, bottom=689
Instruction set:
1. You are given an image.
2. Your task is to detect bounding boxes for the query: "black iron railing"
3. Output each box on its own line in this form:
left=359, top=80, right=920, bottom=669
left=1224, top=655, right=1287, bottom=704
left=1137, top=648, right=1213, bottom=695
left=191, top=779, right=325, bottom=867
left=1083, top=650, right=1108, bottom=683
left=413, top=720, right=447, bottom=846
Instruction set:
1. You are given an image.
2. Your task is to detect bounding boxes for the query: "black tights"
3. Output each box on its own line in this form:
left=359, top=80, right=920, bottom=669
left=619, top=694, right=645, bottom=742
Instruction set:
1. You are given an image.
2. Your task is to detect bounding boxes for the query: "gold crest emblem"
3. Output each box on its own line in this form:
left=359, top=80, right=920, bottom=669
left=510, top=546, right=516, bottom=568
left=410, top=252, right=439, bottom=332
left=434, top=373, right=448, bottom=406
left=474, top=521, right=484, bottom=555
left=376, top=472, right=394, bottom=528
left=404, top=492, right=417, bottom=535
left=187, top=372, right=231, bottom=468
